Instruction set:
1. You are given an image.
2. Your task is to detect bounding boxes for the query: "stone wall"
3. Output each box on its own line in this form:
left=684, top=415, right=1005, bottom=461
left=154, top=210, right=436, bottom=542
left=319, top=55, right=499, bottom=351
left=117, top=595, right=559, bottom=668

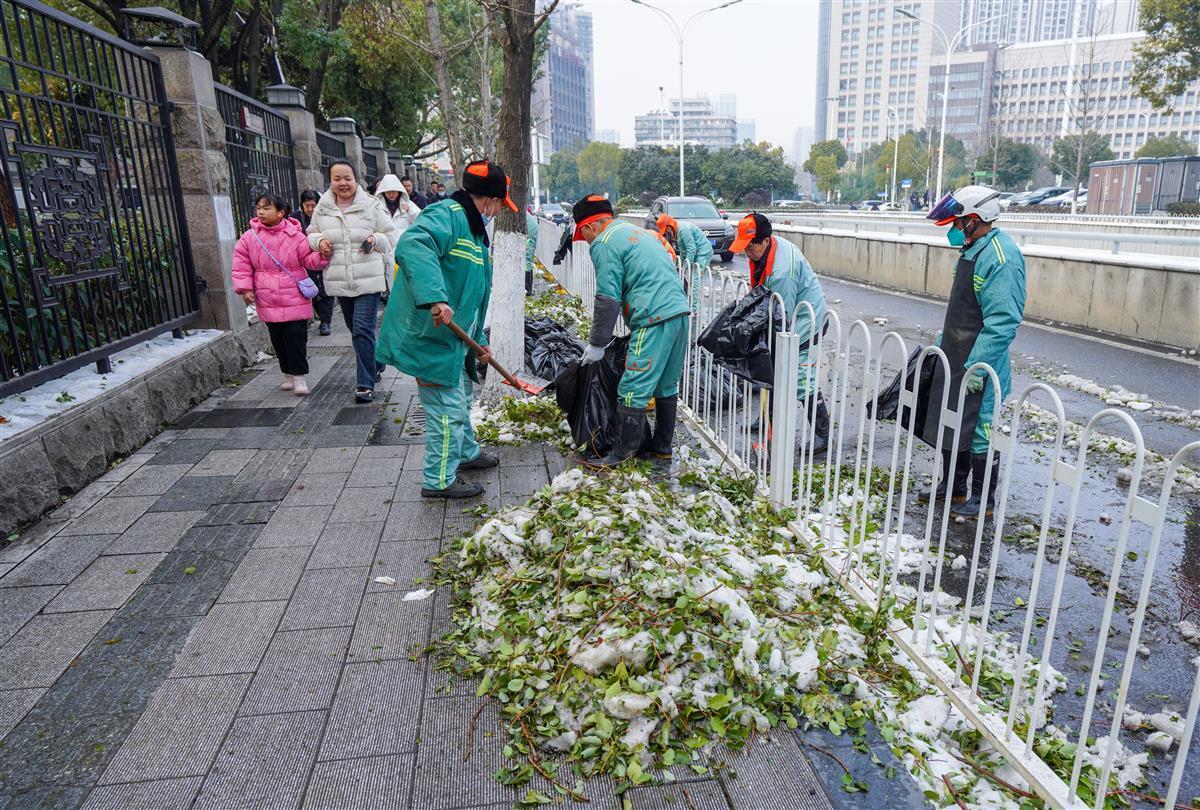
left=0, top=325, right=270, bottom=537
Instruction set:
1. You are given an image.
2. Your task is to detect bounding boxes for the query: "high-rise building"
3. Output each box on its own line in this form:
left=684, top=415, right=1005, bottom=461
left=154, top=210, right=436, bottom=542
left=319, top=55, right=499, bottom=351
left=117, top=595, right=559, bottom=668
left=717, top=93, right=737, bottom=119
left=634, top=96, right=737, bottom=149
left=737, top=119, right=757, bottom=143
left=813, top=0, right=959, bottom=155
left=596, top=129, right=620, bottom=145
left=792, top=127, right=816, bottom=165
left=959, top=0, right=1140, bottom=48
left=530, top=3, right=594, bottom=154
left=993, top=32, right=1200, bottom=160
left=927, top=46, right=999, bottom=153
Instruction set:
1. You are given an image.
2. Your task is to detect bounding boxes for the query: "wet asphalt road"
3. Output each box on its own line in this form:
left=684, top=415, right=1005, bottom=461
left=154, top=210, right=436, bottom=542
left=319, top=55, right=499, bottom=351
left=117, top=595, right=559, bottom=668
left=706, top=255, right=1200, bottom=799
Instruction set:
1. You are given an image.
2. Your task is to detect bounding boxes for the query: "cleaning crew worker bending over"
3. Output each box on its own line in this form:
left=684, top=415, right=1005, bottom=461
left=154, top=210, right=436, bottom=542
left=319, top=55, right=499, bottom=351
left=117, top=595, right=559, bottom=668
left=730, top=213, right=830, bottom=454
left=657, top=213, right=711, bottom=310
left=925, top=185, right=1026, bottom=518
left=377, top=160, right=519, bottom=500
left=574, top=194, right=690, bottom=468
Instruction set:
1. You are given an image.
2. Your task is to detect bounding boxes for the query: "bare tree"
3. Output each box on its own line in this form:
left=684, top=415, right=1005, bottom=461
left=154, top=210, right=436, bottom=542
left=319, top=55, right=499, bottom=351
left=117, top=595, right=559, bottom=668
left=1054, top=8, right=1120, bottom=212
left=483, top=0, right=557, bottom=397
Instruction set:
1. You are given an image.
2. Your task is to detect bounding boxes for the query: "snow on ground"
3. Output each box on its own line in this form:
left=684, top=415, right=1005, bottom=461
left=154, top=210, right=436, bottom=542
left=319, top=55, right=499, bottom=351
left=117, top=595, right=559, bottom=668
left=0, top=330, right=223, bottom=442
left=1052, top=373, right=1200, bottom=428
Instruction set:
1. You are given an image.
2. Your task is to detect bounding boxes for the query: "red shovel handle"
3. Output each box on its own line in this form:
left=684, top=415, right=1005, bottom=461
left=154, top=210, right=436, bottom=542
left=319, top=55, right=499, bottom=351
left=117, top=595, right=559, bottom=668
left=431, top=305, right=529, bottom=391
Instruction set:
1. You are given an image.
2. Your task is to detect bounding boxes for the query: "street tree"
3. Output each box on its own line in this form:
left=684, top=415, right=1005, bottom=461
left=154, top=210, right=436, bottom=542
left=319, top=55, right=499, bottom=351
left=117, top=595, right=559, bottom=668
left=486, top=0, right=558, bottom=397
left=618, top=147, right=677, bottom=203
left=1132, top=0, right=1200, bottom=113
left=700, top=142, right=794, bottom=204
left=1050, top=131, right=1114, bottom=181
left=803, top=139, right=848, bottom=174
left=1055, top=11, right=1121, bottom=209
left=809, top=155, right=841, bottom=199
left=576, top=141, right=623, bottom=200
left=980, top=138, right=1042, bottom=189
left=1135, top=134, right=1199, bottom=158
left=544, top=150, right=581, bottom=202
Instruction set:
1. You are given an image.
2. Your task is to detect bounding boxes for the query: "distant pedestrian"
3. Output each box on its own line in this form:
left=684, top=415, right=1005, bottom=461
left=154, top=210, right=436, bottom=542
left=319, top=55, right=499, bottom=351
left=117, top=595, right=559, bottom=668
left=909, top=191, right=920, bottom=211
left=401, top=176, right=428, bottom=209
left=374, top=174, right=421, bottom=239
left=298, top=189, right=334, bottom=336
left=307, top=160, right=398, bottom=403
left=428, top=182, right=445, bottom=202
left=232, top=192, right=329, bottom=396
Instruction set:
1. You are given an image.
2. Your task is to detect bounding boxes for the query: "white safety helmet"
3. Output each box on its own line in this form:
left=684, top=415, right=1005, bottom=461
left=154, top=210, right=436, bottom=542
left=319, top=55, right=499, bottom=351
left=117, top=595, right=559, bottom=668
left=928, top=185, right=1001, bottom=225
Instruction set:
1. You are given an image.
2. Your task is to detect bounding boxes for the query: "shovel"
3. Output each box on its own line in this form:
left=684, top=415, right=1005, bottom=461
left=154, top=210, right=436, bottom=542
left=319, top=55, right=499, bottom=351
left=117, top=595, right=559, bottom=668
left=432, top=305, right=544, bottom=396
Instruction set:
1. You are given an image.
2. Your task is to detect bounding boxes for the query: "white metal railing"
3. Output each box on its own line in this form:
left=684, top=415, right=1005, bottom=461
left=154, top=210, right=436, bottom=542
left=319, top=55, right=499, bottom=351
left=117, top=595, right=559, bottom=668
left=679, top=268, right=1200, bottom=808
left=539, top=218, right=1199, bottom=808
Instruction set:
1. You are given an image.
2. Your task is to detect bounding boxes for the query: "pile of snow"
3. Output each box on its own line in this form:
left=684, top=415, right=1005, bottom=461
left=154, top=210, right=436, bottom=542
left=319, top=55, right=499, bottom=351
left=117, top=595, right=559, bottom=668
left=0, top=330, right=223, bottom=442
left=525, top=289, right=592, bottom=340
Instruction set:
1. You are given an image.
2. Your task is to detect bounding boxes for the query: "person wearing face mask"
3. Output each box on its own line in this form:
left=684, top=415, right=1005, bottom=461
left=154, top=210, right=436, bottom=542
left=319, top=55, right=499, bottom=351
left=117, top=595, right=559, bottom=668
left=925, top=185, right=1026, bottom=518
left=307, top=161, right=399, bottom=402
left=572, top=194, right=690, bottom=468
left=729, top=213, right=830, bottom=454
left=377, top=160, right=518, bottom=499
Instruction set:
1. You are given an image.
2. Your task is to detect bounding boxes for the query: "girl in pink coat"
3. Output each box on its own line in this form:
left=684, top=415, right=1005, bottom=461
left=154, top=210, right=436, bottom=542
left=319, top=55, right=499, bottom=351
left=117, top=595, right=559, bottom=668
left=232, top=192, right=330, bottom=395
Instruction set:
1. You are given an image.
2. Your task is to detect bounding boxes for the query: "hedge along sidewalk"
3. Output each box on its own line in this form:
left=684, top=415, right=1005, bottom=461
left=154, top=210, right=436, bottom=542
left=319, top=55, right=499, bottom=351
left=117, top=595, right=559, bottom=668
left=0, top=325, right=272, bottom=539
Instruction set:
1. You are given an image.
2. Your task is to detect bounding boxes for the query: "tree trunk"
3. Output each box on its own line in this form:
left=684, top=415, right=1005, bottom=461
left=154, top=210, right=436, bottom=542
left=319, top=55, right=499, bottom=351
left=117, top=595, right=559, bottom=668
left=481, top=22, right=493, bottom=159
left=304, top=0, right=347, bottom=119
left=425, top=0, right=465, bottom=181
left=486, top=0, right=537, bottom=398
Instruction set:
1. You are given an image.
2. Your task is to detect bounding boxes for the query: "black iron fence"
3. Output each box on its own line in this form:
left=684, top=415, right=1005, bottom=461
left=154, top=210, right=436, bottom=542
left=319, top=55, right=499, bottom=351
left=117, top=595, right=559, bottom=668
left=0, top=0, right=199, bottom=396
left=362, top=150, right=379, bottom=186
left=214, top=83, right=298, bottom=226
left=315, top=129, right=345, bottom=177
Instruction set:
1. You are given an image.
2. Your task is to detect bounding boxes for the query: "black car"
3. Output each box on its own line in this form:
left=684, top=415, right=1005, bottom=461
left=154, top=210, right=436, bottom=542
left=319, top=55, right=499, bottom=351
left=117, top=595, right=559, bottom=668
left=644, top=196, right=735, bottom=262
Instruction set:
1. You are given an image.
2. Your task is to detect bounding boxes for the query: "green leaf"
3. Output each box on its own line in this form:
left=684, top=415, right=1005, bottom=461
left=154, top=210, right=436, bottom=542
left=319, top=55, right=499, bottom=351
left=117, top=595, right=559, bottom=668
left=477, top=672, right=492, bottom=697
left=706, top=693, right=731, bottom=710
left=710, top=716, right=726, bottom=735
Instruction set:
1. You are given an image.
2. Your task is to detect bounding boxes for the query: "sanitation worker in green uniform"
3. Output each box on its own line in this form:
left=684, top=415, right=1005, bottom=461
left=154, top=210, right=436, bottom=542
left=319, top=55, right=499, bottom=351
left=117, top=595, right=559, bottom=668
left=925, top=185, right=1027, bottom=518
left=572, top=194, right=690, bottom=467
left=525, top=209, right=540, bottom=294
left=377, top=160, right=519, bottom=499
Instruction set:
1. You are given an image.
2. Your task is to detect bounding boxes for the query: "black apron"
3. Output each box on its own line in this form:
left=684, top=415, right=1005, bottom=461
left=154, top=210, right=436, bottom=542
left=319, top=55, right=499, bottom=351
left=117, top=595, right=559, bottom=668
left=922, top=252, right=984, bottom=451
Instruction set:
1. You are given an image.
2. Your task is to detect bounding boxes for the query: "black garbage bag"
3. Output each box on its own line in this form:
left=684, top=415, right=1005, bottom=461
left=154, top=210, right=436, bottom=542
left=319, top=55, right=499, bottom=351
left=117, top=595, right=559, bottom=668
left=696, top=287, right=780, bottom=388
left=525, top=317, right=582, bottom=381
left=868, top=346, right=975, bottom=449
left=687, top=356, right=746, bottom=409
left=555, top=337, right=634, bottom=457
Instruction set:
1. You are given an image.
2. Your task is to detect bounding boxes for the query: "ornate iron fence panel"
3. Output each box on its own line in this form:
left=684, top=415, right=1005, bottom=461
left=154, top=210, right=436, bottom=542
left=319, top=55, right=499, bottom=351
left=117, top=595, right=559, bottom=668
left=315, top=129, right=345, bottom=176
left=214, top=83, right=298, bottom=226
left=0, top=0, right=199, bottom=396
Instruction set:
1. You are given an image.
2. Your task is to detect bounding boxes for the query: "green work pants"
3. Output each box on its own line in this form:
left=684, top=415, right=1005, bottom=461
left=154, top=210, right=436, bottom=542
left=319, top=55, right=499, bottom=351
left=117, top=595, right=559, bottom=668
left=618, top=316, right=688, bottom=410
left=417, top=368, right=481, bottom=491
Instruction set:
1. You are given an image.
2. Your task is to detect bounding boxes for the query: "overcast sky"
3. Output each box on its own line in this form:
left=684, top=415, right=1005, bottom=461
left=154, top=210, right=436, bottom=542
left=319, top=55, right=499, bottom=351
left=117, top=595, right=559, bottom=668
left=587, top=0, right=821, bottom=153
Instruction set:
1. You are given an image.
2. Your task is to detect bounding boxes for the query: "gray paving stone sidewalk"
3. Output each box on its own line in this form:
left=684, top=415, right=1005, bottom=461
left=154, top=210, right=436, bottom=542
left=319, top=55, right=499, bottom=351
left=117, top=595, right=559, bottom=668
left=0, top=316, right=924, bottom=809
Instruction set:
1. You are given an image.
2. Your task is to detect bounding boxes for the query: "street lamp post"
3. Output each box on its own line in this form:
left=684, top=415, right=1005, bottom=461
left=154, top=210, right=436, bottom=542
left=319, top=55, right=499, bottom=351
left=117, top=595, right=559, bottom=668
left=897, top=9, right=1004, bottom=201
left=888, top=107, right=900, bottom=205
left=632, top=0, right=743, bottom=196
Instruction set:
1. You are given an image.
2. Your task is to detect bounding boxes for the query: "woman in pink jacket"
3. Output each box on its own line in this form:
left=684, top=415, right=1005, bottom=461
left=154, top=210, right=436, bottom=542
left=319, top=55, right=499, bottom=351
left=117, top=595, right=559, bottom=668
left=232, top=192, right=330, bottom=395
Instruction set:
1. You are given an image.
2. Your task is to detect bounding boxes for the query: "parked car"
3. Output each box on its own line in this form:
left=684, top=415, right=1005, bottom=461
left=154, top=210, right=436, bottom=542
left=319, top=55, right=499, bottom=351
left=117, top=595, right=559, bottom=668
left=644, top=196, right=736, bottom=262
left=539, top=203, right=568, bottom=225
left=1009, top=186, right=1071, bottom=207
left=996, top=192, right=1016, bottom=209
left=1042, top=188, right=1087, bottom=207
left=773, top=199, right=806, bottom=207
left=860, top=199, right=884, bottom=211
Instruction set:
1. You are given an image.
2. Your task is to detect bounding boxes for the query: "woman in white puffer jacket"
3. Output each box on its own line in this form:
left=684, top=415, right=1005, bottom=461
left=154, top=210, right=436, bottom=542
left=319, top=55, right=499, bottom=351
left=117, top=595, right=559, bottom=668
left=308, top=160, right=398, bottom=402
left=373, top=173, right=421, bottom=237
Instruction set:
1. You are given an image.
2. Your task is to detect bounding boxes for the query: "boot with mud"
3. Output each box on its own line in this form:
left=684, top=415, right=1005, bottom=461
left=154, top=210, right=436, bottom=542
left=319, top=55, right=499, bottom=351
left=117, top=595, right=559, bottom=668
left=579, top=406, right=648, bottom=470
left=919, top=449, right=971, bottom=505
left=952, top=453, right=1000, bottom=518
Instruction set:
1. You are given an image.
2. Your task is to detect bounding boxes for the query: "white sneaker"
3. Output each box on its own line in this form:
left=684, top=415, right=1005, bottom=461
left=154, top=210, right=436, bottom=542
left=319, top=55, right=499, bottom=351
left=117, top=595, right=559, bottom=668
left=279, top=375, right=294, bottom=391
left=292, top=377, right=309, bottom=396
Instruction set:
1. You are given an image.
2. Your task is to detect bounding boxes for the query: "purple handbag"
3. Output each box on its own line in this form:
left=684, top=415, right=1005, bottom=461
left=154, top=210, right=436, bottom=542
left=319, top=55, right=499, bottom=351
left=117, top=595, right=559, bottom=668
left=251, top=231, right=320, bottom=299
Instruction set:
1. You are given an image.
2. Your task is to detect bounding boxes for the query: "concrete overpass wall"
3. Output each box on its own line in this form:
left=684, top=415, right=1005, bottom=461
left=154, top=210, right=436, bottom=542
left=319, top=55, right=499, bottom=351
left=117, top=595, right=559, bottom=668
left=616, top=214, right=1199, bottom=348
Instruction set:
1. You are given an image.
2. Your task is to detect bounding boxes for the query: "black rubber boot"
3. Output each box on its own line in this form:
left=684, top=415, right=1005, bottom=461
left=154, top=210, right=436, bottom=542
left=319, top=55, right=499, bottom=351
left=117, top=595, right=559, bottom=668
left=459, top=451, right=500, bottom=470
left=640, top=396, right=677, bottom=459
left=580, top=406, right=647, bottom=469
left=805, top=393, right=830, bottom=455
left=920, top=450, right=971, bottom=505
left=953, top=453, right=1000, bottom=518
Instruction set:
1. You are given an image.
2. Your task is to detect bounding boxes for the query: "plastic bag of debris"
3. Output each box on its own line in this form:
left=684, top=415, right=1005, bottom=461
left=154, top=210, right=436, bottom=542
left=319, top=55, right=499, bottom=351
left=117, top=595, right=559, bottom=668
left=525, top=317, right=583, bottom=382
left=696, top=287, right=780, bottom=387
